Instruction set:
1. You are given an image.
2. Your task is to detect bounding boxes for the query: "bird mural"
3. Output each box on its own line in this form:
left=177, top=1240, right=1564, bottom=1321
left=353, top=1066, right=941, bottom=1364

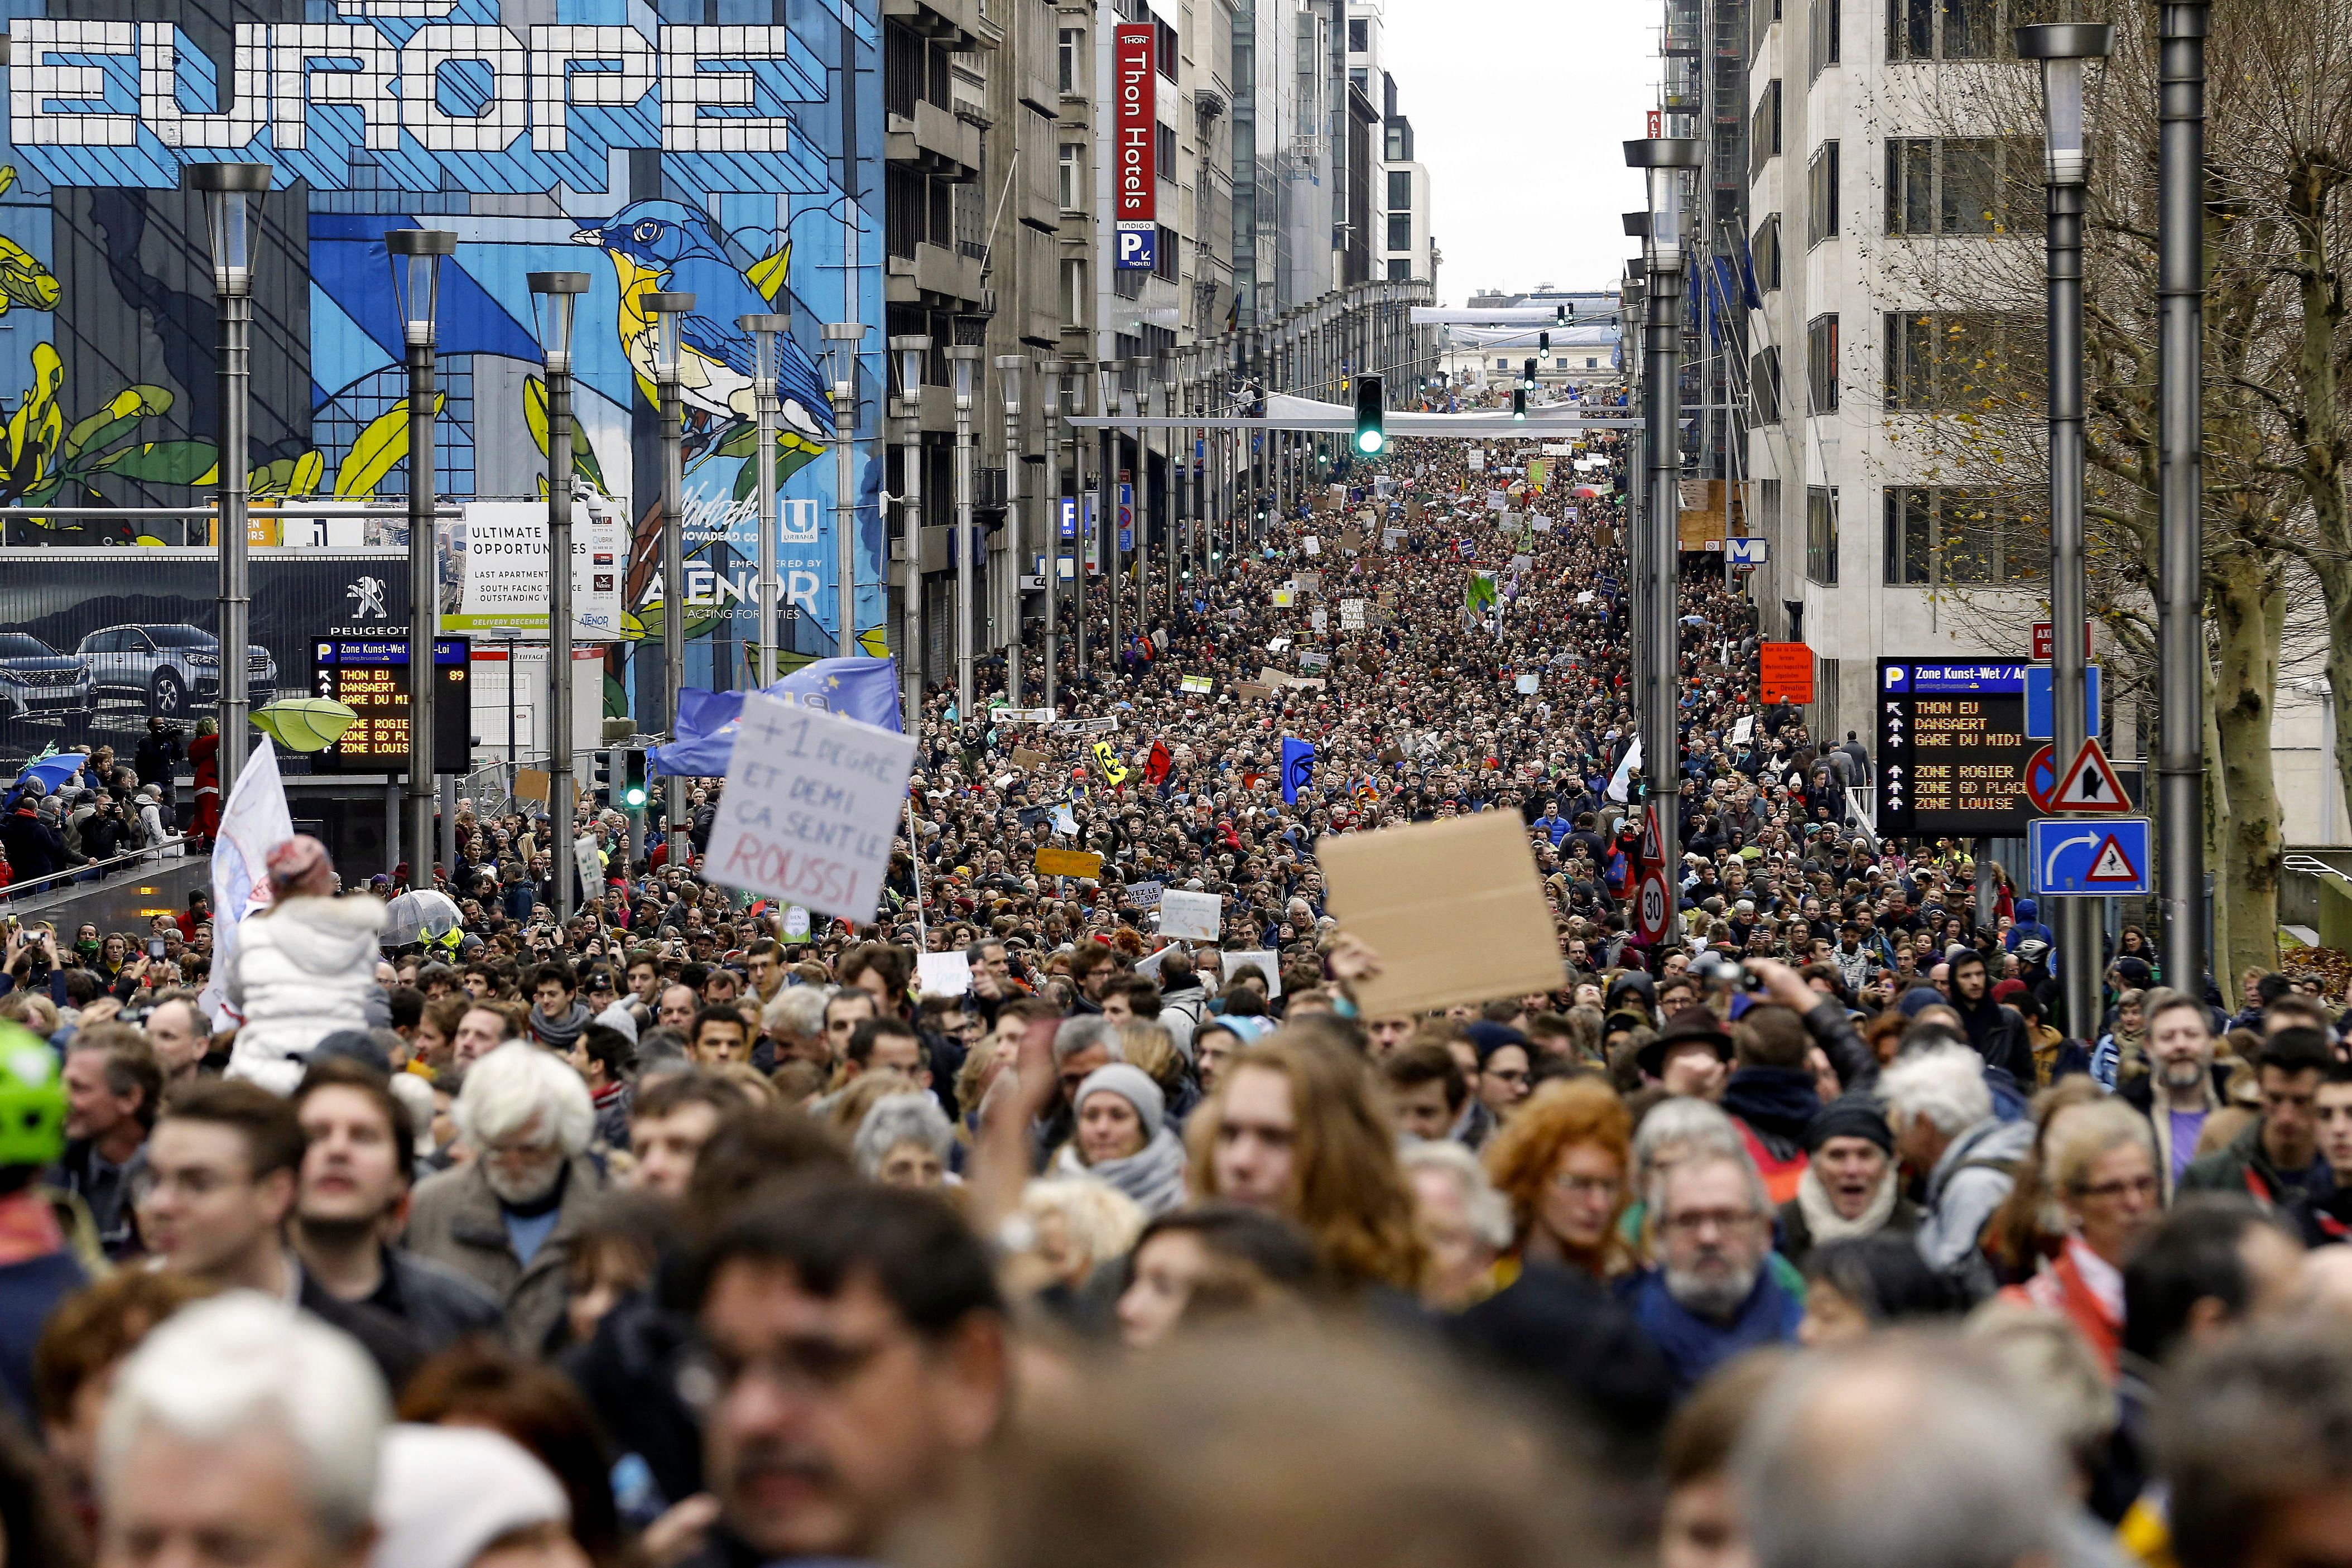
left=571, top=200, right=836, bottom=455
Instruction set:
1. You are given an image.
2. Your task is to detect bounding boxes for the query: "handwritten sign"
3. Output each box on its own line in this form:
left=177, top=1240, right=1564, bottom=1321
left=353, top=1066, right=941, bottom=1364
left=705, top=694, right=916, bottom=923
left=1125, top=879, right=1165, bottom=909
left=1158, top=887, right=1223, bottom=940
left=1340, top=599, right=1367, bottom=631
left=1036, top=846, right=1105, bottom=878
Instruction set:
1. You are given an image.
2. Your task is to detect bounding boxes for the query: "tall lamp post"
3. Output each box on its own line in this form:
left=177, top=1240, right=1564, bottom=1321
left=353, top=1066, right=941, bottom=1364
left=2156, top=0, right=2209, bottom=994
left=388, top=227, right=456, bottom=889
left=1166, top=354, right=1184, bottom=621
left=738, top=314, right=791, bottom=687
left=530, top=270, right=590, bottom=922
left=891, top=334, right=929, bottom=720
left=995, top=354, right=1027, bottom=708
left=949, top=344, right=979, bottom=713
left=644, top=290, right=694, bottom=850
left=1039, top=359, right=1065, bottom=709
left=1626, top=136, right=1701, bottom=948
left=823, top=323, right=867, bottom=661
left=2020, top=21, right=2114, bottom=1040
left=185, top=162, right=271, bottom=800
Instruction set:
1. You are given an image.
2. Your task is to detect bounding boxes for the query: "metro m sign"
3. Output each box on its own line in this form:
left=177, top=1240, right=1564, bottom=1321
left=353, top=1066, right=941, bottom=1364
left=1114, top=24, right=1157, bottom=227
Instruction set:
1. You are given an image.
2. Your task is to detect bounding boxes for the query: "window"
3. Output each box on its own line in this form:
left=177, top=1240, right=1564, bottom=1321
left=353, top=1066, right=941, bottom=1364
left=1350, top=67, right=1369, bottom=90
left=1809, top=0, right=1842, bottom=79
left=1886, top=136, right=2036, bottom=235
left=1497, top=359, right=1512, bottom=371
left=1586, top=357, right=1599, bottom=368
left=1158, top=20, right=1179, bottom=78
left=1154, top=224, right=1179, bottom=282
left=1060, top=258, right=1087, bottom=326
left=1386, top=124, right=1406, bottom=160
left=1752, top=346, right=1782, bottom=422
left=1157, top=122, right=1176, bottom=180
left=1556, top=358, right=1569, bottom=369
left=1349, top=18, right=1369, bottom=49
left=1753, top=0, right=1783, bottom=52
left=1884, top=486, right=2047, bottom=584
left=1883, top=311, right=2041, bottom=412
left=1887, top=0, right=2045, bottom=60
left=1388, top=258, right=1413, bottom=280
left=1058, top=144, right=1081, bottom=209
left=1058, top=28, right=1084, bottom=93
left=1807, top=313, right=1840, bottom=412
left=1388, top=170, right=1412, bottom=211
left=1752, top=214, right=1782, bottom=291
left=1808, top=141, right=1840, bottom=246
left=1750, top=81, right=1781, bottom=179
left=1388, top=213, right=1412, bottom=251
left=1807, top=485, right=1840, bottom=584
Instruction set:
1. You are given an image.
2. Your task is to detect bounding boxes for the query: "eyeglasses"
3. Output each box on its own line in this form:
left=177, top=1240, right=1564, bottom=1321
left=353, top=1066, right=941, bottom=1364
left=676, top=1333, right=892, bottom=1410
left=2076, top=1174, right=2159, bottom=1203
left=1550, top=1171, right=1621, bottom=1200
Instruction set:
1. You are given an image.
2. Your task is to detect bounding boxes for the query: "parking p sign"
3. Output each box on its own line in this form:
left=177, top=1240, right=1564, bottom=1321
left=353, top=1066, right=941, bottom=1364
left=1117, top=225, right=1157, bottom=271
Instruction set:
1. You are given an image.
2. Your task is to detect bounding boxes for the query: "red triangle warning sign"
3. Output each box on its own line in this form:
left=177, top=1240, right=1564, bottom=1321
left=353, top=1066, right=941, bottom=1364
left=2085, top=834, right=2142, bottom=885
left=2051, top=738, right=2132, bottom=814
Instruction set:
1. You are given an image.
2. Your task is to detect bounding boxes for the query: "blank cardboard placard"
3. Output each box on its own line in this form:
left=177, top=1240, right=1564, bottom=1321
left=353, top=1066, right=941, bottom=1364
left=916, top=951, right=972, bottom=998
left=1035, top=846, right=1104, bottom=879
left=1318, top=811, right=1564, bottom=1015
left=1158, top=887, right=1223, bottom=941
left=513, top=767, right=551, bottom=805
left=1010, top=746, right=1051, bottom=771
left=1225, top=949, right=1281, bottom=998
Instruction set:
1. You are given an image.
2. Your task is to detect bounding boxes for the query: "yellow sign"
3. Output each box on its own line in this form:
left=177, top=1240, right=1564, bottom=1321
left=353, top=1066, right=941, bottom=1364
left=1093, top=740, right=1128, bottom=784
left=1035, top=846, right=1104, bottom=879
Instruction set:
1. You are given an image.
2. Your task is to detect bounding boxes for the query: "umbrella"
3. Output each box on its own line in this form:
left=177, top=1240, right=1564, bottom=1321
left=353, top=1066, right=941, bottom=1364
left=1571, top=485, right=1600, bottom=498
left=252, top=698, right=359, bottom=753
left=381, top=888, right=463, bottom=945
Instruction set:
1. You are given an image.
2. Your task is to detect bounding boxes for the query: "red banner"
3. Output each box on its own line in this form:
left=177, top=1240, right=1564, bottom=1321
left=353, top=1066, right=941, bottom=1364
left=1114, top=24, right=1156, bottom=224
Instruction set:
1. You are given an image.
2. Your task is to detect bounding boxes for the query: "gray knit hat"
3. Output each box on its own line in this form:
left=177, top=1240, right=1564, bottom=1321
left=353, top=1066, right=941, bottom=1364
left=1073, top=1062, right=1166, bottom=1139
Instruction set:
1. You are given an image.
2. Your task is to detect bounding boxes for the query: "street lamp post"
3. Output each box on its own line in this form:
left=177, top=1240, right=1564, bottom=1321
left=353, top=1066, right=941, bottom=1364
left=891, top=335, right=928, bottom=720
left=185, top=162, right=271, bottom=801
left=1075, top=359, right=1093, bottom=676
left=823, top=323, right=867, bottom=661
left=949, top=344, right=980, bottom=714
left=1039, top=360, right=1065, bottom=710
left=530, top=270, right=590, bottom=923
left=1098, top=360, right=1119, bottom=673
left=388, top=227, right=456, bottom=890
left=644, top=291, right=694, bottom=850
left=1626, top=136, right=1702, bottom=949
left=2156, top=0, right=2209, bottom=994
left=738, top=314, right=791, bottom=688
left=995, top=354, right=1027, bottom=709
left=2021, top=21, right=2114, bottom=1040
left=1166, top=356, right=1184, bottom=621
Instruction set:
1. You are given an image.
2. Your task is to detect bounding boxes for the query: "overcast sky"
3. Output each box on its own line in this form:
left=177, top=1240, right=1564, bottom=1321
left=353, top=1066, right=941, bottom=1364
left=1379, top=0, right=1657, bottom=304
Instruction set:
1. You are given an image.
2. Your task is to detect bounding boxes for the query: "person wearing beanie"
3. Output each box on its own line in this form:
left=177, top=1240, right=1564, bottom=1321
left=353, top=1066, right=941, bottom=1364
left=369, top=1423, right=584, bottom=1568
left=1775, top=1096, right=1918, bottom=1271
left=1053, top=1062, right=1189, bottom=1215
left=225, top=834, right=389, bottom=1093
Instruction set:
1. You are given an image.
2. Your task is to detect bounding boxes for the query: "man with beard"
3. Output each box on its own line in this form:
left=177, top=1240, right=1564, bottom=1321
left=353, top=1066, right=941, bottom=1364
left=2123, top=989, right=2229, bottom=1201
left=403, top=1040, right=605, bottom=1351
left=1776, top=1098, right=1918, bottom=1271
left=1618, top=1151, right=1801, bottom=1399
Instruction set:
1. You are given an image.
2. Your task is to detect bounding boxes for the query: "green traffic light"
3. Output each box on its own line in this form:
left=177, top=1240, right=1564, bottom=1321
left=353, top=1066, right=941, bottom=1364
left=1356, top=428, right=1385, bottom=455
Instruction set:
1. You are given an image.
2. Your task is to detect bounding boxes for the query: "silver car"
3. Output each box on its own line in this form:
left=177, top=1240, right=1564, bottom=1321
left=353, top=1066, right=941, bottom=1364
left=77, top=623, right=277, bottom=719
left=0, top=632, right=93, bottom=724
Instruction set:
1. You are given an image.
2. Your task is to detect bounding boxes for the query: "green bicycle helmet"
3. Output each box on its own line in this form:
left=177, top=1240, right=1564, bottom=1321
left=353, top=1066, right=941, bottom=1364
left=0, top=1023, right=66, bottom=1168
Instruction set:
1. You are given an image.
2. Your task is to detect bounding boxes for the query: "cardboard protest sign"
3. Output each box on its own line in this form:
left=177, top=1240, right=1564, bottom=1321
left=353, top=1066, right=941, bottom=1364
left=1035, top=846, right=1104, bottom=878
left=705, top=694, right=917, bottom=923
left=1317, top=811, right=1565, bottom=1015
left=1225, top=950, right=1282, bottom=997
left=514, top=767, right=551, bottom=805
left=1340, top=599, right=1367, bottom=631
left=1125, top=879, right=1165, bottom=908
left=1011, top=747, right=1052, bottom=770
left=1235, top=681, right=1277, bottom=701
left=916, top=951, right=973, bottom=998
left=1273, top=588, right=1296, bottom=607
left=1157, top=887, right=1223, bottom=941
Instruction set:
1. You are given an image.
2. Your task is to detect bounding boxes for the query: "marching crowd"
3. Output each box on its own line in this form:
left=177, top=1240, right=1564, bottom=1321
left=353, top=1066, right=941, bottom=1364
left=0, top=406, right=2345, bottom=1568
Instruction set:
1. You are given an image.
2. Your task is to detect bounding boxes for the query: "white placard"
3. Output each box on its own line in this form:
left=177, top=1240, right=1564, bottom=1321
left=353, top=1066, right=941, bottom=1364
left=1158, top=887, right=1224, bottom=941
left=1516, top=672, right=1540, bottom=695
left=573, top=834, right=601, bottom=894
left=1273, top=588, right=1296, bottom=607
left=1468, top=448, right=1487, bottom=472
left=704, top=694, right=917, bottom=923
left=1226, top=949, right=1282, bottom=997
left=782, top=906, right=812, bottom=939
left=1126, top=879, right=1165, bottom=908
left=1340, top=599, right=1367, bottom=631
left=916, top=951, right=973, bottom=998
left=1311, top=608, right=1329, bottom=632
left=1302, top=535, right=1321, bottom=556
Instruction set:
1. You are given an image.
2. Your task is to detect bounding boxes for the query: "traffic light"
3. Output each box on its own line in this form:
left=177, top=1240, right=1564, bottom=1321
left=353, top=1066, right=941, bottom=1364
left=1540, top=331, right=1551, bottom=354
left=1353, top=374, right=1386, bottom=456
left=1512, top=387, right=1527, bottom=421
left=589, top=748, right=613, bottom=805
left=622, top=748, right=648, bottom=810
left=1521, top=358, right=1539, bottom=392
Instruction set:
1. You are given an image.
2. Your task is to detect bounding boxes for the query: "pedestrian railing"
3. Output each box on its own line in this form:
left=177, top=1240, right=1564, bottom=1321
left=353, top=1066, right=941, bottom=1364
left=0, top=838, right=194, bottom=904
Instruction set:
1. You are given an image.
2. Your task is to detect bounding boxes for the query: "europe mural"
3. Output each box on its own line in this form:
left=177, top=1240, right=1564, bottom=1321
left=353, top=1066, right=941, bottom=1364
left=0, top=2, right=886, bottom=745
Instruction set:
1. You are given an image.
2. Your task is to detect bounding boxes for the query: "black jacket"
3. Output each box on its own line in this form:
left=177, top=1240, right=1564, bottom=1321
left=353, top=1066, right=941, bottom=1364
left=562, top=1291, right=702, bottom=1517
left=369, top=1247, right=507, bottom=1353
left=1954, top=996, right=2038, bottom=1086
left=298, top=1264, right=427, bottom=1394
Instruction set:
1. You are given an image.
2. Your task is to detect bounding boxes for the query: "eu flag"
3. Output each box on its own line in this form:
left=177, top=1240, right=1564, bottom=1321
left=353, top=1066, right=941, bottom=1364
left=650, top=657, right=903, bottom=775
left=1281, top=737, right=1317, bottom=804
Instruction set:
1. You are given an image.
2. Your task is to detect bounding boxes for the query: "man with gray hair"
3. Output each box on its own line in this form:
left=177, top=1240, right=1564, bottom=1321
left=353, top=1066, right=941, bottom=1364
left=1619, top=1150, right=1800, bottom=1398
left=761, top=982, right=833, bottom=1072
left=402, top=1041, right=604, bottom=1350
left=97, top=1292, right=389, bottom=1568
left=1877, top=1043, right=2033, bottom=1300
left=1736, top=1339, right=2069, bottom=1568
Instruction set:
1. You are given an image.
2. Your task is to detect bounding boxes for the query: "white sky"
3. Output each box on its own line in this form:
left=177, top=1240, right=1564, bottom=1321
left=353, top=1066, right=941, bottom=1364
left=1379, top=0, right=1657, bottom=305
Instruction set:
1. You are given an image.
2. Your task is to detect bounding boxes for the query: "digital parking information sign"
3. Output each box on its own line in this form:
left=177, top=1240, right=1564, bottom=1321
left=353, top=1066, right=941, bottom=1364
left=1875, top=660, right=2034, bottom=838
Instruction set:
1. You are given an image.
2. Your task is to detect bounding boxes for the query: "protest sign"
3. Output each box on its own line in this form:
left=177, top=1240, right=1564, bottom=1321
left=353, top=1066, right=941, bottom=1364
left=1310, top=608, right=1329, bottom=633
left=1318, top=811, right=1564, bottom=1015
left=705, top=694, right=917, bottom=924
left=1180, top=674, right=1215, bottom=694
left=1273, top=588, right=1296, bottom=607
left=1235, top=681, right=1277, bottom=701
left=1157, top=887, right=1223, bottom=941
left=1225, top=950, right=1282, bottom=997
left=1125, top=879, right=1165, bottom=909
left=1011, top=746, right=1052, bottom=770
left=1035, top=846, right=1104, bottom=878
left=1340, top=599, right=1367, bottom=631
left=1302, top=536, right=1321, bottom=556
left=1516, top=672, right=1541, bottom=694
left=916, top=951, right=973, bottom=998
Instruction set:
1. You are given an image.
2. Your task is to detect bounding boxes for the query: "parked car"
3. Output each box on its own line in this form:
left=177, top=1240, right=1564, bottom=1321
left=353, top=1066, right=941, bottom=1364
left=0, top=632, right=93, bottom=725
left=77, top=624, right=276, bottom=719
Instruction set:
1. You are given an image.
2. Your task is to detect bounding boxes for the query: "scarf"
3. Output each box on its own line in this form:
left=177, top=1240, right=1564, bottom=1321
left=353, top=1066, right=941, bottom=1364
left=1054, top=1127, right=1190, bottom=1216
left=1793, top=1165, right=1898, bottom=1247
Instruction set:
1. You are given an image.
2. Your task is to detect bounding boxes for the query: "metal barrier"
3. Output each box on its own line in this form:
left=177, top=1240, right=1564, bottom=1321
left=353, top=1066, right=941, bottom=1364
left=1844, top=786, right=1879, bottom=852
left=0, top=837, right=194, bottom=903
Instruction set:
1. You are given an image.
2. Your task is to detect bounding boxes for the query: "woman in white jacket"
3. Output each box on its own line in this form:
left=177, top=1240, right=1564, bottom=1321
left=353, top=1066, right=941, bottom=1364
left=225, top=834, right=387, bottom=1093
left=132, top=784, right=176, bottom=861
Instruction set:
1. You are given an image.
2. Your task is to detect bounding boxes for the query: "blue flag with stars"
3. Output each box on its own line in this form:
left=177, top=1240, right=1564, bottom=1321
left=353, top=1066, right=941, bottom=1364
left=650, top=657, right=902, bottom=775
left=1281, top=737, right=1317, bottom=804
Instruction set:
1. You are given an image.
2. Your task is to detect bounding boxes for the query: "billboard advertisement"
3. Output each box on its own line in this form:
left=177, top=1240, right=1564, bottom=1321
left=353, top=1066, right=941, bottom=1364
left=1113, top=23, right=1156, bottom=270
left=0, top=8, right=885, bottom=734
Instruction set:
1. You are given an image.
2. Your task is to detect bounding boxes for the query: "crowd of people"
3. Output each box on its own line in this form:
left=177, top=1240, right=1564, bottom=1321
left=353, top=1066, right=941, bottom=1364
left=0, top=405, right=2344, bottom=1568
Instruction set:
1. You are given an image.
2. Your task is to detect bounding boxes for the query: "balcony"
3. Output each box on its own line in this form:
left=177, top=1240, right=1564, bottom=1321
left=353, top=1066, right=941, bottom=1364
left=886, top=241, right=985, bottom=309
left=1663, top=27, right=1701, bottom=55
left=887, top=99, right=981, bottom=177
left=883, top=0, right=988, bottom=51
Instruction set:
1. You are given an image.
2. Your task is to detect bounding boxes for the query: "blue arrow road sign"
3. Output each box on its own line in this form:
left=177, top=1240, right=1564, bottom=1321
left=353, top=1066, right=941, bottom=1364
left=2025, top=665, right=2101, bottom=741
left=2028, top=815, right=2152, bottom=896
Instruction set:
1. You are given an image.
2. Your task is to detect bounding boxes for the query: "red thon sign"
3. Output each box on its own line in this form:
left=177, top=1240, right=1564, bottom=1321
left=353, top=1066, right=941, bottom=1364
left=1114, top=25, right=1156, bottom=223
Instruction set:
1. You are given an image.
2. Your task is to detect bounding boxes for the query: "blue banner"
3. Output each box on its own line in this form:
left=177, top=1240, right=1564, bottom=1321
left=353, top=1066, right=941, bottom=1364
left=1281, top=737, right=1316, bottom=804
left=650, top=657, right=902, bottom=775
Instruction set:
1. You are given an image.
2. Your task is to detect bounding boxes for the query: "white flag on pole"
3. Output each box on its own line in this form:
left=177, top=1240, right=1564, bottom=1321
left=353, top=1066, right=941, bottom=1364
left=197, top=737, right=294, bottom=1030
left=1607, top=735, right=1643, bottom=805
